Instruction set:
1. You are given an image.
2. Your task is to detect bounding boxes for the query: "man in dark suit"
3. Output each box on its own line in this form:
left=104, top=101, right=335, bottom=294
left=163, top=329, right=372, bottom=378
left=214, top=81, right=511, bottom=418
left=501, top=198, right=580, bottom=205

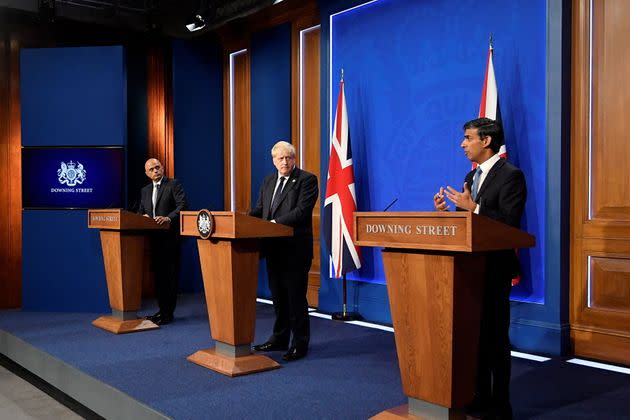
left=434, top=118, right=526, bottom=420
left=250, top=141, right=318, bottom=361
left=138, top=158, right=187, bottom=325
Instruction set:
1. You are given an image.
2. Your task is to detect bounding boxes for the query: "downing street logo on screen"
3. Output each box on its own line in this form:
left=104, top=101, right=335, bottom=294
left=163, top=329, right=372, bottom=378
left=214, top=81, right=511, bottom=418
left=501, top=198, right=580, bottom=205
left=57, top=161, right=86, bottom=187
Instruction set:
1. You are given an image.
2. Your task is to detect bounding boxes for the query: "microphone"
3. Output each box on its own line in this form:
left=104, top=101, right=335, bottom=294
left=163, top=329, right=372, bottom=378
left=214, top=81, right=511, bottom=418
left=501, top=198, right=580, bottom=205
left=382, top=198, right=398, bottom=212
left=128, top=200, right=139, bottom=212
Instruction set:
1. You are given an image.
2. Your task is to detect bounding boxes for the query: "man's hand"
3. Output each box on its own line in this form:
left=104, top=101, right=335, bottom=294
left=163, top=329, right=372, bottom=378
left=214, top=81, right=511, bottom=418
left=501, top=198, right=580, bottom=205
left=443, top=182, right=477, bottom=211
left=154, top=216, right=171, bottom=225
left=433, top=187, right=449, bottom=211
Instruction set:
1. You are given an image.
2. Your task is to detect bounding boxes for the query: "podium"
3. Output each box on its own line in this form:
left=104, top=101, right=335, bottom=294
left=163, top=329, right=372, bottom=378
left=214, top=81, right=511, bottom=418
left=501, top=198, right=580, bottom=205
left=88, top=209, right=168, bottom=334
left=353, top=212, right=535, bottom=420
left=180, top=210, right=293, bottom=377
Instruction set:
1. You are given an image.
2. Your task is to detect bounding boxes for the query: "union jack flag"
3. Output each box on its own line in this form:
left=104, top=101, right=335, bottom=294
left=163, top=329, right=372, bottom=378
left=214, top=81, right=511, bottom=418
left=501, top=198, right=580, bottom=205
left=478, top=42, right=506, bottom=157
left=323, top=78, right=361, bottom=278
left=478, top=42, right=520, bottom=287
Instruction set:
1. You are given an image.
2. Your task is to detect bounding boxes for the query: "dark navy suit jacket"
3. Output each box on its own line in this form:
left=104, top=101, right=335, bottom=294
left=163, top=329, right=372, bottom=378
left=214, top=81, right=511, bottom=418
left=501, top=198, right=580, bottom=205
left=464, top=159, right=527, bottom=277
left=250, top=167, right=318, bottom=260
left=138, top=177, right=187, bottom=231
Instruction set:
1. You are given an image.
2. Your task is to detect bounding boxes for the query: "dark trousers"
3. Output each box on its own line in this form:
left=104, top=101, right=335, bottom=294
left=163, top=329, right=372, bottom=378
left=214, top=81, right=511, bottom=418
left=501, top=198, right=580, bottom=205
left=475, top=271, right=513, bottom=408
left=265, top=253, right=311, bottom=349
left=149, top=231, right=180, bottom=316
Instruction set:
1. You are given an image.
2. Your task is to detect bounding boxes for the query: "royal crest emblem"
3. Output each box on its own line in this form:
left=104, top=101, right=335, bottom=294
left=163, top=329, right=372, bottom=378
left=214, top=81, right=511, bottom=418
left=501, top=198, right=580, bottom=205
left=57, top=161, right=86, bottom=187
left=197, top=209, right=214, bottom=239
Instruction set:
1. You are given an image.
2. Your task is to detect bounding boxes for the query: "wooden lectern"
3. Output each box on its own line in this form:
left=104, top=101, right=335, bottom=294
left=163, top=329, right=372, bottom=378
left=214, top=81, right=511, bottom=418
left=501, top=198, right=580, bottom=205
left=353, top=212, right=535, bottom=420
left=180, top=210, right=293, bottom=377
left=88, top=209, right=168, bottom=334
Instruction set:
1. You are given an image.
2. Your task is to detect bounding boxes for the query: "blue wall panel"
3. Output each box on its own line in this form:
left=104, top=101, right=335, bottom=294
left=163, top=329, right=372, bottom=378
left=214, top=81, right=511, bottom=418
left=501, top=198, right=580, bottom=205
left=317, top=0, right=565, bottom=336
left=250, top=24, right=292, bottom=297
left=21, top=46, right=126, bottom=312
left=22, top=210, right=109, bottom=312
left=172, top=39, right=225, bottom=293
left=21, top=46, right=126, bottom=147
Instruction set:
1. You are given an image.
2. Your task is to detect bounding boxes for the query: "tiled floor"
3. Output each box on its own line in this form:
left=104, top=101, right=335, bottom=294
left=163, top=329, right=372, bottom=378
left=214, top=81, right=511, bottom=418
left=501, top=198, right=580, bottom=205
left=0, top=364, right=82, bottom=420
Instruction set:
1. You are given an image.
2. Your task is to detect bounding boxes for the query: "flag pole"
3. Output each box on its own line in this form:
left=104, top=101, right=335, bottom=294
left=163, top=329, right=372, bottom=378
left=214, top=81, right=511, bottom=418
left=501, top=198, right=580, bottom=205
left=332, top=273, right=362, bottom=321
left=328, top=68, right=361, bottom=321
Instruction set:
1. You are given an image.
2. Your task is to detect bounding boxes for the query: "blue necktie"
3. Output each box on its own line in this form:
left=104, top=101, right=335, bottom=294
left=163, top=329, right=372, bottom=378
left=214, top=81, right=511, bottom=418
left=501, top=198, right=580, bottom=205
left=471, top=167, right=483, bottom=201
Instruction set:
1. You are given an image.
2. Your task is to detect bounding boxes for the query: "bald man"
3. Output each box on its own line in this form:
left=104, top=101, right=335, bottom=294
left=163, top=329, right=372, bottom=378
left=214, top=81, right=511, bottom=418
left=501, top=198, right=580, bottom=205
left=138, top=158, right=187, bottom=325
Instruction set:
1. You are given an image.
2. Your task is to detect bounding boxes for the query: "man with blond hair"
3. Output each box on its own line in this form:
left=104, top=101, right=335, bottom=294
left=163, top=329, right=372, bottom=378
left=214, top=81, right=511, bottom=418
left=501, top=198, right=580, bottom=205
left=250, top=141, right=318, bottom=361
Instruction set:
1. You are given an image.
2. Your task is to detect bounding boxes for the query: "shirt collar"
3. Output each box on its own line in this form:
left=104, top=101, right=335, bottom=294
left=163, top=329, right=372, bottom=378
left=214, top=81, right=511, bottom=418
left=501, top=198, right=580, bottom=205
left=478, top=153, right=501, bottom=174
left=276, top=168, right=294, bottom=180
left=153, top=177, right=163, bottom=187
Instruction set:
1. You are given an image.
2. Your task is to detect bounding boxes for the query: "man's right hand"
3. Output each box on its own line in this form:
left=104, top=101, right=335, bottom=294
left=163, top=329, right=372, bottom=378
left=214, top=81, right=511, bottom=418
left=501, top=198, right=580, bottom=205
left=433, top=187, right=449, bottom=211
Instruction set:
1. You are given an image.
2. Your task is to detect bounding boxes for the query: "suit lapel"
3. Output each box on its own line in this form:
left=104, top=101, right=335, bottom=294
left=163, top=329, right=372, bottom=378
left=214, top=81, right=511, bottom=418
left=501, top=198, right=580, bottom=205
left=271, top=168, right=299, bottom=217
left=154, top=177, right=168, bottom=208
left=476, top=159, right=504, bottom=200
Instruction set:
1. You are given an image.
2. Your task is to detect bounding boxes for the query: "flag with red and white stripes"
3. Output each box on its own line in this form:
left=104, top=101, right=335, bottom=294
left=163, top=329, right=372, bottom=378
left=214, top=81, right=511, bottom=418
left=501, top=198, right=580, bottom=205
left=478, top=43, right=520, bottom=286
left=323, top=78, right=361, bottom=278
left=478, top=43, right=506, bottom=157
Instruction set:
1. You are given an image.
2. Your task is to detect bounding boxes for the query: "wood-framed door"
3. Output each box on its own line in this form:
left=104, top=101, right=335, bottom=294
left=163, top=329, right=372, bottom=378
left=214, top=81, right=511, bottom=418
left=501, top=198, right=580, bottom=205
left=571, top=0, right=630, bottom=365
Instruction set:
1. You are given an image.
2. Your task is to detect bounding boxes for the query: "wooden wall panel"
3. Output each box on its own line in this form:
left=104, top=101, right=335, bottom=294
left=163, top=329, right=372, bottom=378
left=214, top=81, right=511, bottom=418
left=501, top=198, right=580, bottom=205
left=223, top=50, right=251, bottom=213
left=590, top=257, right=630, bottom=312
left=0, top=34, right=22, bottom=308
left=220, top=0, right=320, bottom=305
left=590, top=0, right=630, bottom=221
left=147, top=44, right=175, bottom=177
left=294, top=24, right=321, bottom=307
left=571, top=0, right=630, bottom=364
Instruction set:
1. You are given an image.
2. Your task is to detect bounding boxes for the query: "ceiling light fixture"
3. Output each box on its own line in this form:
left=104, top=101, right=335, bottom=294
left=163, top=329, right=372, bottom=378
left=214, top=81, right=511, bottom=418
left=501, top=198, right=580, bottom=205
left=185, top=14, right=206, bottom=32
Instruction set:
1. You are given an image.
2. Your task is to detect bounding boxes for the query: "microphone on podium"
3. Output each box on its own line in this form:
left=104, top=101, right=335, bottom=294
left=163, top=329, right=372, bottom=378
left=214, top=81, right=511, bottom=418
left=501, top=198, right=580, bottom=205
left=382, top=197, right=398, bottom=212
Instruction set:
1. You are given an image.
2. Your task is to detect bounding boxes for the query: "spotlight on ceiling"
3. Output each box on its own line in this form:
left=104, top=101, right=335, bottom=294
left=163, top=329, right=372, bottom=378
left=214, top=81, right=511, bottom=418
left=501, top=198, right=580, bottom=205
left=185, top=14, right=206, bottom=32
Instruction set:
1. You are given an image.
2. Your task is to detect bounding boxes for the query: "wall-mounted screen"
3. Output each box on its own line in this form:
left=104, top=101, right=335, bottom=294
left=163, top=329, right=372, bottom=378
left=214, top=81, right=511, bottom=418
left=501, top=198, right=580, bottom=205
left=22, top=146, right=124, bottom=209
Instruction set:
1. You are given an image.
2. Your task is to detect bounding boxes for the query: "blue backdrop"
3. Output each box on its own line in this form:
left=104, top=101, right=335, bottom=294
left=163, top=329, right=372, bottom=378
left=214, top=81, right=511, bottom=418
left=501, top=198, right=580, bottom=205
left=326, top=0, right=546, bottom=303
left=21, top=46, right=126, bottom=312
left=172, top=39, right=225, bottom=293
left=250, top=24, right=292, bottom=298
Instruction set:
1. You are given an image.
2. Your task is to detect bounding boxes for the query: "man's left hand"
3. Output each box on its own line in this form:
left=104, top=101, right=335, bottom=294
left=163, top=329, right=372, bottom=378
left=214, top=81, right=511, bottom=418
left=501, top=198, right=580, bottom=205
left=444, top=182, right=477, bottom=211
left=154, top=216, right=171, bottom=225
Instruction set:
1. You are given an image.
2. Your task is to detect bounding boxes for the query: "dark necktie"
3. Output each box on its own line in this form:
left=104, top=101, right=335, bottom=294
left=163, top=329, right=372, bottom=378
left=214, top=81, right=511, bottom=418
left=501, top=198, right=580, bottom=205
left=270, top=177, right=286, bottom=213
left=152, top=183, right=160, bottom=217
left=471, top=167, right=482, bottom=201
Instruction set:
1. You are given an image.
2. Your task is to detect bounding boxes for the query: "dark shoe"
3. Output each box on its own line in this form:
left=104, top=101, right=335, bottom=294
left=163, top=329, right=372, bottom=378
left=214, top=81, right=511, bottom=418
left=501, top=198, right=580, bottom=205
left=154, top=313, right=174, bottom=325
left=466, top=396, right=491, bottom=417
left=145, top=311, right=162, bottom=322
left=482, top=404, right=512, bottom=420
left=282, top=346, right=307, bottom=361
left=252, top=342, right=288, bottom=352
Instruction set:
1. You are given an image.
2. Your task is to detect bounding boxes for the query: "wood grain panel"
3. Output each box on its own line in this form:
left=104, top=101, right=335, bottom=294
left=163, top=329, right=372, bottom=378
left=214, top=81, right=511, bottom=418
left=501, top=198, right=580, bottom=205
left=197, top=238, right=259, bottom=345
left=574, top=250, right=630, bottom=328
left=220, top=1, right=320, bottom=304
left=295, top=24, right=321, bottom=307
left=571, top=0, right=630, bottom=364
left=223, top=50, right=251, bottom=212
left=143, top=46, right=170, bottom=298
left=590, top=0, right=630, bottom=221
left=382, top=251, right=484, bottom=407
left=99, top=231, right=144, bottom=312
left=0, top=34, right=21, bottom=308
left=590, top=257, right=630, bottom=312
left=147, top=43, right=175, bottom=177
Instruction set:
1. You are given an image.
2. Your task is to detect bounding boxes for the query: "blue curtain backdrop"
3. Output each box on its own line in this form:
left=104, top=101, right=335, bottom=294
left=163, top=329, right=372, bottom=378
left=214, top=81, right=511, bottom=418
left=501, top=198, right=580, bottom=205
left=326, top=0, right=546, bottom=303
